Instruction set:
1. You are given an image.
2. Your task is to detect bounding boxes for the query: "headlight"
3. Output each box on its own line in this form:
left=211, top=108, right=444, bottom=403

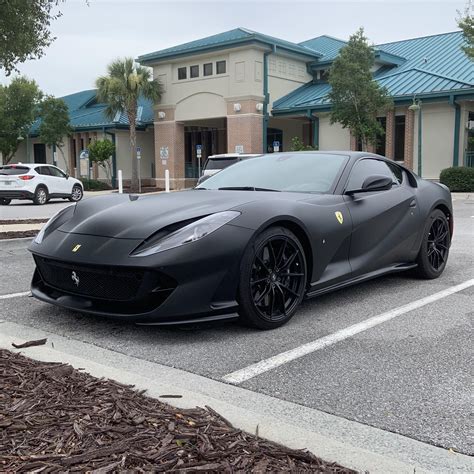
left=34, top=205, right=75, bottom=244
left=132, top=211, right=240, bottom=257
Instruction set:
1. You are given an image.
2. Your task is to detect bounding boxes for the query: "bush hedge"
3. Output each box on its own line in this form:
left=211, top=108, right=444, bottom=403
left=439, top=167, right=474, bottom=192
left=80, top=178, right=113, bottom=191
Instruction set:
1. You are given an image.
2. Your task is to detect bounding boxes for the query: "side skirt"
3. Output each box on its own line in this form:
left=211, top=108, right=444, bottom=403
left=305, top=263, right=418, bottom=299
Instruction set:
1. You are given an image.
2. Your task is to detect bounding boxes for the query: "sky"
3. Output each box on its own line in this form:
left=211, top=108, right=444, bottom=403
left=0, top=0, right=469, bottom=97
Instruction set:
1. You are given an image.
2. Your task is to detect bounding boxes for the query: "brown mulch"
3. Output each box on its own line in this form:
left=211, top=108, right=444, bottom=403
left=0, top=349, right=355, bottom=473
left=0, top=219, right=48, bottom=225
left=0, top=231, right=37, bottom=240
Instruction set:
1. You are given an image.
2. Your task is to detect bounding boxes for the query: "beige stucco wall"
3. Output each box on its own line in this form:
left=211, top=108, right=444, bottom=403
left=318, top=115, right=351, bottom=151
left=412, top=102, right=455, bottom=179
left=153, top=47, right=266, bottom=121
left=267, top=53, right=312, bottom=109
left=114, top=129, right=155, bottom=180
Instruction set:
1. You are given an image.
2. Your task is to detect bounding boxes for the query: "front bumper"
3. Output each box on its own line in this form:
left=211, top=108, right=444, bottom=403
left=29, top=224, right=253, bottom=324
left=0, top=189, right=34, bottom=200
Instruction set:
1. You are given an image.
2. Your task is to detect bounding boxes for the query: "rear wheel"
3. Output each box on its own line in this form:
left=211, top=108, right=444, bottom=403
left=415, top=209, right=450, bottom=279
left=0, top=198, right=11, bottom=205
left=238, top=226, right=307, bottom=330
left=69, top=185, right=83, bottom=202
left=33, top=186, right=48, bottom=205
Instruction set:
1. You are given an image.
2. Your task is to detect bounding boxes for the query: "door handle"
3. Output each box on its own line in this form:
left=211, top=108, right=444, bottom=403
left=409, top=199, right=417, bottom=208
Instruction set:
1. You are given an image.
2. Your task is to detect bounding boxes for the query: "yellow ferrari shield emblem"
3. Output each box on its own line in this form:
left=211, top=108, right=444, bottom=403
left=72, top=244, right=81, bottom=253
left=335, top=211, right=344, bottom=224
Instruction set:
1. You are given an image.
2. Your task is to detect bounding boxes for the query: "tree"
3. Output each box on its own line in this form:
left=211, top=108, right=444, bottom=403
left=38, top=96, right=71, bottom=169
left=328, top=28, right=393, bottom=151
left=458, top=1, right=474, bottom=60
left=0, top=77, right=42, bottom=164
left=289, top=136, right=317, bottom=151
left=0, top=0, right=63, bottom=75
left=88, top=138, right=115, bottom=184
left=96, top=58, right=163, bottom=192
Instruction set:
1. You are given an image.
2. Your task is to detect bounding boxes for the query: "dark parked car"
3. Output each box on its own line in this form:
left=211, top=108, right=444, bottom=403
left=29, top=151, right=452, bottom=329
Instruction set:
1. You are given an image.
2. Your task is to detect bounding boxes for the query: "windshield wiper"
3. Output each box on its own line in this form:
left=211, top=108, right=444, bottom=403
left=217, top=186, right=280, bottom=192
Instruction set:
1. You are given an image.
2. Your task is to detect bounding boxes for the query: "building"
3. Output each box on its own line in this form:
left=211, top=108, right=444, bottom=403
left=8, top=28, right=474, bottom=188
left=138, top=28, right=474, bottom=188
left=9, top=89, right=156, bottom=188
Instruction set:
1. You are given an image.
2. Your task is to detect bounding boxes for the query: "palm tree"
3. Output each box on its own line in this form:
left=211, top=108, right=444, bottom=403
left=96, top=58, right=163, bottom=192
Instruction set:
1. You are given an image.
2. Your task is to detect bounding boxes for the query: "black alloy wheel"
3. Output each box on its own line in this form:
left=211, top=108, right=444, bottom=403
left=415, top=209, right=450, bottom=279
left=238, top=227, right=307, bottom=329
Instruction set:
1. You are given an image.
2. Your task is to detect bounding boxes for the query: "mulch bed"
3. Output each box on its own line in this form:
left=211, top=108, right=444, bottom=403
left=0, top=219, right=48, bottom=225
left=0, top=349, right=354, bottom=473
left=0, top=231, right=37, bottom=240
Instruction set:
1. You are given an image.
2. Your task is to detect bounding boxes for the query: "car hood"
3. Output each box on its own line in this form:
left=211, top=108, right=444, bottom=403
left=58, top=190, right=279, bottom=239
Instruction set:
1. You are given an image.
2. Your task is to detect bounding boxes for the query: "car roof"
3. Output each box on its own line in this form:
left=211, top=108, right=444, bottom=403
left=0, top=163, right=58, bottom=168
left=208, top=153, right=263, bottom=159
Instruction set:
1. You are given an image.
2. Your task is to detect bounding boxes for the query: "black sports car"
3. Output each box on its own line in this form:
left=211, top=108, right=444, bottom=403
left=29, top=152, right=453, bottom=329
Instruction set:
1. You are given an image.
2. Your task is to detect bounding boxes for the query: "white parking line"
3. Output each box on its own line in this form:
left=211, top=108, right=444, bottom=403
left=223, top=279, right=474, bottom=385
left=0, top=291, right=31, bottom=300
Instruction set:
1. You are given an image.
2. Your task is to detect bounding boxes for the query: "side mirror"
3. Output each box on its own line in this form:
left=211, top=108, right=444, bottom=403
left=65, top=173, right=69, bottom=179
left=346, top=175, right=393, bottom=194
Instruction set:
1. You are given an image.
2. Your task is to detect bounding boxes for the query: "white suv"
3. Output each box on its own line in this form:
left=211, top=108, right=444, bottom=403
left=0, top=163, right=83, bottom=206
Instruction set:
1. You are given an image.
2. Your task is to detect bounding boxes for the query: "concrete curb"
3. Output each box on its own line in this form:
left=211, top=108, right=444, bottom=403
left=0, top=320, right=472, bottom=473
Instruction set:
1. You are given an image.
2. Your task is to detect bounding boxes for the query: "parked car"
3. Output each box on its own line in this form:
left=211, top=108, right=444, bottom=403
left=0, top=163, right=83, bottom=205
left=197, top=153, right=262, bottom=184
left=29, top=151, right=452, bottom=330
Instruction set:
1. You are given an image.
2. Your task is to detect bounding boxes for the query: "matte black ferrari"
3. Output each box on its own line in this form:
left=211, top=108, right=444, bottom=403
left=29, top=152, right=453, bottom=329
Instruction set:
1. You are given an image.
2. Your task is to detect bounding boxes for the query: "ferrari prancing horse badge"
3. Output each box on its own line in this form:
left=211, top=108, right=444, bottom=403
left=335, top=211, right=344, bottom=224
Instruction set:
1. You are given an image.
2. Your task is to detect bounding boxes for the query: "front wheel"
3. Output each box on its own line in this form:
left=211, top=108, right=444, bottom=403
left=415, top=209, right=450, bottom=279
left=69, top=185, right=83, bottom=202
left=238, top=226, right=307, bottom=330
left=0, top=198, right=11, bottom=205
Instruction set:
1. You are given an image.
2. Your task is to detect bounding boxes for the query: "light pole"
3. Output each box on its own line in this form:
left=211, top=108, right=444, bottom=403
left=408, top=98, right=422, bottom=177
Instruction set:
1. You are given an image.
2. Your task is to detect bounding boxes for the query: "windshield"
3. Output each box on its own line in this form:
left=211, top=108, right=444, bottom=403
left=204, top=158, right=239, bottom=171
left=197, top=153, right=349, bottom=193
left=0, top=165, right=30, bottom=175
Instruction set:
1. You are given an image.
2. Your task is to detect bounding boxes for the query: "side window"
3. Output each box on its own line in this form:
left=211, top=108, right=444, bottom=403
left=386, top=161, right=404, bottom=184
left=346, top=159, right=397, bottom=191
left=177, top=67, right=187, bottom=80
left=48, top=166, right=64, bottom=178
left=37, top=166, right=50, bottom=176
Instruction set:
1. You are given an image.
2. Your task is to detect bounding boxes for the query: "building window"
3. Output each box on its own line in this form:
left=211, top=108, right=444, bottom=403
left=190, top=65, right=199, bottom=78
left=203, top=63, right=213, bottom=76
left=394, top=115, right=406, bottom=161
left=178, top=67, right=187, bottom=80
left=216, top=60, right=226, bottom=74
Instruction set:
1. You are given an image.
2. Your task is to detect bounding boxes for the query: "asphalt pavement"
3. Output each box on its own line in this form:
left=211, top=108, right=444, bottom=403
left=0, top=196, right=472, bottom=457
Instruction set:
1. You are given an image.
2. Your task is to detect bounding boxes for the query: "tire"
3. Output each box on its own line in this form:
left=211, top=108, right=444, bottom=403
left=238, top=226, right=307, bottom=330
left=0, top=198, right=11, bottom=205
left=33, top=186, right=48, bottom=205
left=69, top=185, right=83, bottom=202
left=415, top=209, right=450, bottom=279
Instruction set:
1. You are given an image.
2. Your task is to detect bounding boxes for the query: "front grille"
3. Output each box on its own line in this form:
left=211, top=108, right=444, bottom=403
left=34, top=256, right=149, bottom=301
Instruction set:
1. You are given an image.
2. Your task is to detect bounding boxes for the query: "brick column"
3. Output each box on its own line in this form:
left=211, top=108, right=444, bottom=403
left=404, top=109, right=415, bottom=170
left=226, top=99, right=263, bottom=154
left=385, top=110, right=395, bottom=159
left=154, top=109, right=185, bottom=190
left=367, top=142, right=376, bottom=153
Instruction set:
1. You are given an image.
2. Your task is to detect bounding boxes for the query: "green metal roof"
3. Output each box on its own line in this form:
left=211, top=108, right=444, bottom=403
left=30, top=90, right=154, bottom=136
left=273, top=31, right=474, bottom=114
left=299, top=35, right=347, bottom=61
left=138, top=27, right=322, bottom=64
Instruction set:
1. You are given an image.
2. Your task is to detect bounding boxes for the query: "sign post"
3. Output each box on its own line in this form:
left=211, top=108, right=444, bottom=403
left=196, top=144, right=202, bottom=178
left=273, top=140, right=280, bottom=152
left=137, top=146, right=142, bottom=193
left=160, top=146, right=169, bottom=192
left=79, top=150, right=90, bottom=179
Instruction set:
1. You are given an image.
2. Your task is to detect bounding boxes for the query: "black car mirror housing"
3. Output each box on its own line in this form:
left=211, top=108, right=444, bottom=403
left=346, top=175, right=393, bottom=195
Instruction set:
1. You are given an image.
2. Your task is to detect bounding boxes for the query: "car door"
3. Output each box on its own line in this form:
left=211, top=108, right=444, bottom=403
left=46, top=166, right=71, bottom=195
left=343, top=157, right=420, bottom=276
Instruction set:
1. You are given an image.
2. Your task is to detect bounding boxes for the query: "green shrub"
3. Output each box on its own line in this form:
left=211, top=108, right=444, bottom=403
left=80, top=178, right=112, bottom=191
left=439, top=167, right=474, bottom=192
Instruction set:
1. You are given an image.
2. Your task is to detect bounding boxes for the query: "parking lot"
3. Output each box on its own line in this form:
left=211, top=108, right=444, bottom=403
left=0, top=196, right=473, bottom=459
